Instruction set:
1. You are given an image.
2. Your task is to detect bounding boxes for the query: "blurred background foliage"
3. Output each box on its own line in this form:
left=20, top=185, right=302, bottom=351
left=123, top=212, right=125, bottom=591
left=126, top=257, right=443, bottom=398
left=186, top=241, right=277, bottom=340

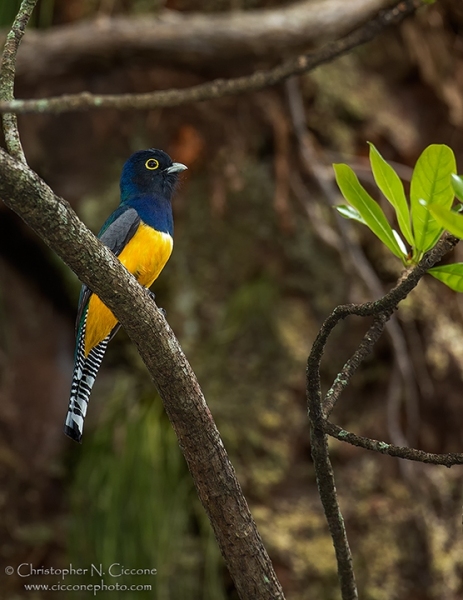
left=1, top=0, right=463, bottom=598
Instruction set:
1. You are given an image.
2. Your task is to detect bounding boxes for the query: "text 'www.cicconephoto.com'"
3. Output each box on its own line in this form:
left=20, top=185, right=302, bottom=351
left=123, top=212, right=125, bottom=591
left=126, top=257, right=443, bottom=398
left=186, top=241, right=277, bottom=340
left=4, top=562, right=157, bottom=595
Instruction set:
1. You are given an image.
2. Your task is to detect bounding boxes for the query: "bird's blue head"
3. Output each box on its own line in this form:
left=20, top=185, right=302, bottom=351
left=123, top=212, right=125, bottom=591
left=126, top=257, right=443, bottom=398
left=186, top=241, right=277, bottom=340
left=120, top=149, right=187, bottom=203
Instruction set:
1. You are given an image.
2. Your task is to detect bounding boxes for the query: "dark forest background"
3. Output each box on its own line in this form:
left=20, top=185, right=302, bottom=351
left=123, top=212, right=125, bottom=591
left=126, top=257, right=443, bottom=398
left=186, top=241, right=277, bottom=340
left=1, top=0, right=463, bottom=598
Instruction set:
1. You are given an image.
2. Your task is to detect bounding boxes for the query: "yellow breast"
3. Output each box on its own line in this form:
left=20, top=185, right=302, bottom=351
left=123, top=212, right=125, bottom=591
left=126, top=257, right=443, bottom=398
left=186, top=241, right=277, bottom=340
left=84, top=224, right=173, bottom=356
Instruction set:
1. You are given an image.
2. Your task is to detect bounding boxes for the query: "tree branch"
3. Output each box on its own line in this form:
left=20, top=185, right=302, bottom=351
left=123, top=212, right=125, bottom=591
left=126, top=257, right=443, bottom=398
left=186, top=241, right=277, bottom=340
left=306, top=233, right=459, bottom=600
left=0, top=0, right=37, bottom=161
left=309, top=421, right=358, bottom=599
left=323, top=314, right=389, bottom=418
left=0, top=0, right=423, bottom=115
left=4, top=0, right=398, bottom=82
left=325, top=422, right=463, bottom=466
left=0, top=2, right=446, bottom=597
left=309, top=235, right=459, bottom=397
left=0, top=148, right=285, bottom=600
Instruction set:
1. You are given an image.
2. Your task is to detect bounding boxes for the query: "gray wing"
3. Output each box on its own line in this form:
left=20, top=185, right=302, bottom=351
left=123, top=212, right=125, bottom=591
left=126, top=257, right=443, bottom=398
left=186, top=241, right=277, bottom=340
left=75, top=207, right=141, bottom=334
left=98, top=206, right=141, bottom=256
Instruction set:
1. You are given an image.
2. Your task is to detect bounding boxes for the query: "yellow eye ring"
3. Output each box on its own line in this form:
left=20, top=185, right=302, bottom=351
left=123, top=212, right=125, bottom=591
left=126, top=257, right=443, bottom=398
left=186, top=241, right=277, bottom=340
left=145, top=158, right=159, bottom=170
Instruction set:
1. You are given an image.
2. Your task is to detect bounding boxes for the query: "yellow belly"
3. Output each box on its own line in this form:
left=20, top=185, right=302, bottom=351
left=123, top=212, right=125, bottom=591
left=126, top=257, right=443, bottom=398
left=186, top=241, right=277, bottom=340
left=84, top=224, right=173, bottom=356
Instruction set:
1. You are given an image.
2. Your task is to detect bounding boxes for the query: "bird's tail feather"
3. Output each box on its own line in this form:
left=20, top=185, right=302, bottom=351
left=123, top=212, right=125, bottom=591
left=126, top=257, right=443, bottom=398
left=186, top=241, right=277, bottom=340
left=64, top=312, right=109, bottom=443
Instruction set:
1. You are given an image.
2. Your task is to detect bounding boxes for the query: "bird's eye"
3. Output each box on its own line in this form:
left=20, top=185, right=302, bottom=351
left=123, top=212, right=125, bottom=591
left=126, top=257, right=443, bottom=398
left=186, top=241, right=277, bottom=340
left=145, top=158, right=159, bottom=170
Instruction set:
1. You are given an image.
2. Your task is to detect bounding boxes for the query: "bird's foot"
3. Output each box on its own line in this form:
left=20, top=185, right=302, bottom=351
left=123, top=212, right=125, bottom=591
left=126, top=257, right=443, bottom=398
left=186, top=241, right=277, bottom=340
left=148, top=291, right=166, bottom=316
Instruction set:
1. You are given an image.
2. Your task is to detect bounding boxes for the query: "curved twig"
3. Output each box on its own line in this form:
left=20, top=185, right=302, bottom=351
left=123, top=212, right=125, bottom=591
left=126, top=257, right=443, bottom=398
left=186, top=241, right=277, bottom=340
left=310, top=235, right=458, bottom=412
left=306, top=233, right=459, bottom=600
left=325, top=422, right=463, bottom=467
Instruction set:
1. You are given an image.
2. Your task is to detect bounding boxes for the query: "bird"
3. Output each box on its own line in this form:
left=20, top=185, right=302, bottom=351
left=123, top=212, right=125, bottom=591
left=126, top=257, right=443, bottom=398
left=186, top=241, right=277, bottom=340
left=64, top=148, right=187, bottom=443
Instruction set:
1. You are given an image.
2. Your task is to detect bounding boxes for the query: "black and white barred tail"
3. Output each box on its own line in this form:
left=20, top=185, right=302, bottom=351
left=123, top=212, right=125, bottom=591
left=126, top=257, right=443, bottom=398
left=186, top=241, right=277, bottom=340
left=64, top=312, right=110, bottom=443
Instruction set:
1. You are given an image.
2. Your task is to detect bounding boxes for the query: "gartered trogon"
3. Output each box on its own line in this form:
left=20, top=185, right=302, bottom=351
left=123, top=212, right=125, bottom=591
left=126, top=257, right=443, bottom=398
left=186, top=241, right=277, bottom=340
left=64, top=149, right=187, bottom=443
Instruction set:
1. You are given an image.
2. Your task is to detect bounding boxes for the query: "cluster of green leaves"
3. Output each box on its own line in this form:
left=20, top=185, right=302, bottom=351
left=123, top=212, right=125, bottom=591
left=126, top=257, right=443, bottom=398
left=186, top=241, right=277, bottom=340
left=334, top=143, right=463, bottom=292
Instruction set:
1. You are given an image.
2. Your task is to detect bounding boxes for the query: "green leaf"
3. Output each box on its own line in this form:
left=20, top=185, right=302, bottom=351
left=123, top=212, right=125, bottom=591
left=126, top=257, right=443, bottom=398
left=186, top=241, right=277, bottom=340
left=335, top=204, right=366, bottom=224
left=427, top=204, right=463, bottom=238
left=333, top=163, right=405, bottom=259
left=410, top=144, right=456, bottom=252
left=451, top=174, right=463, bottom=203
left=429, top=263, right=463, bottom=292
left=368, top=142, right=414, bottom=246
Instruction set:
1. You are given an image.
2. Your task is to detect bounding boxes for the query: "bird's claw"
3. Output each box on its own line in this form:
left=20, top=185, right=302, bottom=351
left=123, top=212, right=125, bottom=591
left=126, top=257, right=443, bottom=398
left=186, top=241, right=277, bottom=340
left=148, top=291, right=166, bottom=316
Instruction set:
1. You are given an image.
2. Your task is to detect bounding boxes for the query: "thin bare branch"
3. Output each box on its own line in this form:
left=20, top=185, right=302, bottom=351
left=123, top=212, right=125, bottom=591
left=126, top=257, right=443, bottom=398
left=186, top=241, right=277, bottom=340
left=323, top=315, right=389, bottom=417
left=306, top=234, right=459, bottom=599
left=0, top=0, right=37, bottom=161
left=0, top=0, right=423, bottom=115
left=308, top=234, right=459, bottom=399
left=325, top=421, right=463, bottom=467
left=309, top=420, right=358, bottom=599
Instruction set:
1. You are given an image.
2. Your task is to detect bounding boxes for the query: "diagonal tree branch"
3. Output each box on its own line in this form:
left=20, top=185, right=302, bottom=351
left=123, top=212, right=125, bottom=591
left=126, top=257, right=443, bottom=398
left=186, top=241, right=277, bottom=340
left=0, top=8, right=286, bottom=595
left=0, top=0, right=423, bottom=115
left=0, top=147, right=286, bottom=600
left=323, top=315, right=389, bottom=418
